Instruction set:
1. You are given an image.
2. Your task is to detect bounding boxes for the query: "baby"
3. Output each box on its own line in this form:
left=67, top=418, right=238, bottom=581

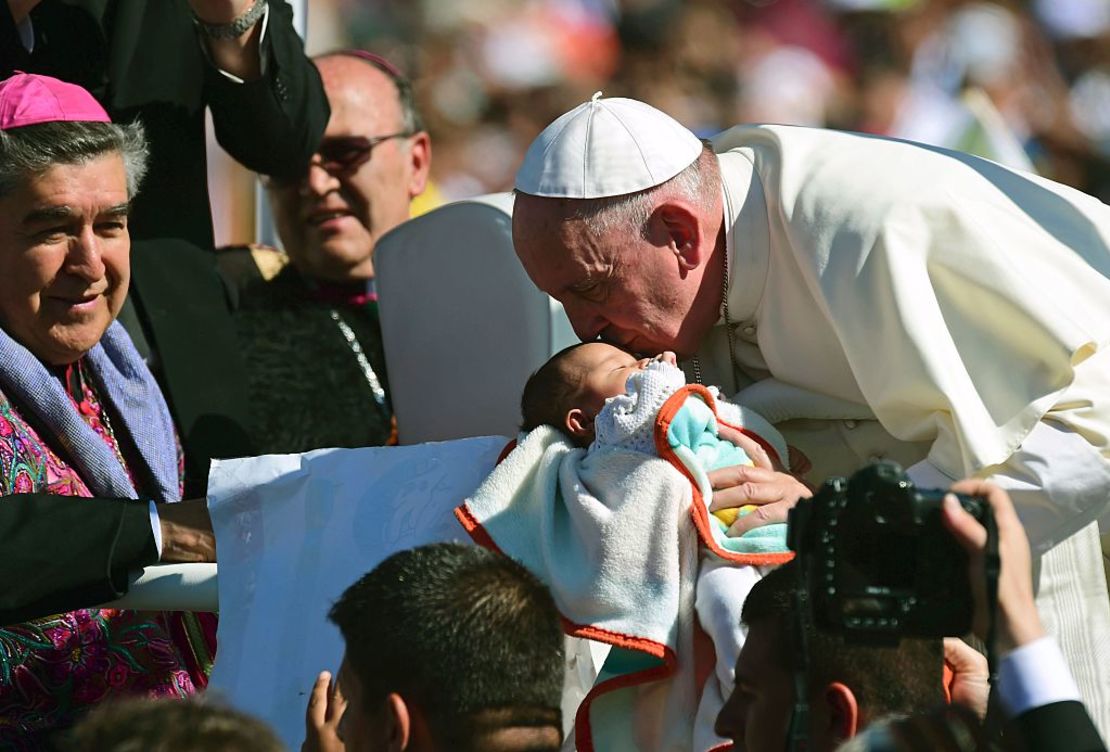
left=510, top=342, right=793, bottom=738
left=521, top=341, right=672, bottom=448
left=521, top=341, right=780, bottom=531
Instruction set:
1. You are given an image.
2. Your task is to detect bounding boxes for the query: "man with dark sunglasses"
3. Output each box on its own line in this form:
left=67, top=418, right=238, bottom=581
left=217, top=51, right=431, bottom=455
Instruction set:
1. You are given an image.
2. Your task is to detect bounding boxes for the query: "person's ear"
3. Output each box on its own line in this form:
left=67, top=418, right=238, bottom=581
left=655, top=201, right=702, bottom=271
left=407, top=132, right=432, bottom=199
left=385, top=692, right=412, bottom=751
left=825, top=681, right=861, bottom=744
left=565, top=408, right=594, bottom=439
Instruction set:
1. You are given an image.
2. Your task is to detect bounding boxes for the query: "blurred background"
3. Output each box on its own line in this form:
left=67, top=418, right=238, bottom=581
left=210, top=0, right=1110, bottom=245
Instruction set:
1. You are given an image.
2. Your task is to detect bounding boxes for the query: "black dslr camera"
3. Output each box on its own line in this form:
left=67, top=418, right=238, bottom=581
left=787, top=461, right=990, bottom=644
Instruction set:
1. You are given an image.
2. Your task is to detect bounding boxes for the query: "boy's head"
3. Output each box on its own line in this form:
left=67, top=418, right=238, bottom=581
left=65, top=697, right=284, bottom=752
left=328, top=543, right=565, bottom=752
left=715, top=562, right=945, bottom=752
left=521, top=342, right=676, bottom=446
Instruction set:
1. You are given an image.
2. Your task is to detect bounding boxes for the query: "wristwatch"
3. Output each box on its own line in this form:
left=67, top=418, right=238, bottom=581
left=193, top=0, right=267, bottom=40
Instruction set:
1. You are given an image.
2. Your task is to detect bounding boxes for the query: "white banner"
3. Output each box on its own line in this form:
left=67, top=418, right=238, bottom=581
left=205, top=437, right=508, bottom=748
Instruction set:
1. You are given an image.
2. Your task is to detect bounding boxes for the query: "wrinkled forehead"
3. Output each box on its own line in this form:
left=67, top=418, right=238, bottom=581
left=512, top=196, right=603, bottom=288
left=6, top=152, right=129, bottom=206
left=511, top=192, right=586, bottom=237
left=512, top=194, right=556, bottom=253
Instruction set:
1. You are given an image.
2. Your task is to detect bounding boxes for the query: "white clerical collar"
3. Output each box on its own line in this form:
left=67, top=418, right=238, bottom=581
left=715, top=148, right=770, bottom=324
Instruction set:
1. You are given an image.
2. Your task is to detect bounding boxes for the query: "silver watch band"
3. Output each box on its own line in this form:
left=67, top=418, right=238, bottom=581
left=194, top=0, right=267, bottom=40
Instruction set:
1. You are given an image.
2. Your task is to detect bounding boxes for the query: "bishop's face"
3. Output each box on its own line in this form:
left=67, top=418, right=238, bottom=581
left=0, top=154, right=131, bottom=365
left=512, top=193, right=711, bottom=358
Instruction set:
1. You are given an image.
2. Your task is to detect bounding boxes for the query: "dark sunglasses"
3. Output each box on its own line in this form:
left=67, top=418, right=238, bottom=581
left=265, top=132, right=412, bottom=186
left=318, top=132, right=412, bottom=172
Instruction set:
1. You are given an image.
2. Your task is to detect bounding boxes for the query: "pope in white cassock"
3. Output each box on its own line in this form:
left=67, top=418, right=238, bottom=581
left=512, top=94, right=1110, bottom=737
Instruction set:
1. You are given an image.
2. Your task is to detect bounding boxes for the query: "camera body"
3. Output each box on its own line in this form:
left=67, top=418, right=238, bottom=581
left=787, top=461, right=989, bottom=644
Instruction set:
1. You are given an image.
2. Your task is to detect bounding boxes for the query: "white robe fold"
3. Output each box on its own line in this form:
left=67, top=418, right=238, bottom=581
left=686, top=124, right=1110, bottom=736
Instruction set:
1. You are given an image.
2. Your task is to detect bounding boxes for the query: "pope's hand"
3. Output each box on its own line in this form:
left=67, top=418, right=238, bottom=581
left=302, top=670, right=347, bottom=752
left=709, top=425, right=812, bottom=536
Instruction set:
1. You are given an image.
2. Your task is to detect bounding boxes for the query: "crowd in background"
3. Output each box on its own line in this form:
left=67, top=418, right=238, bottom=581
left=2, top=0, right=1109, bottom=749
left=300, top=0, right=1110, bottom=208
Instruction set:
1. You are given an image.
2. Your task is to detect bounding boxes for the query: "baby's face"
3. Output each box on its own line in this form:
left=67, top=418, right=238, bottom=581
left=569, top=342, right=677, bottom=414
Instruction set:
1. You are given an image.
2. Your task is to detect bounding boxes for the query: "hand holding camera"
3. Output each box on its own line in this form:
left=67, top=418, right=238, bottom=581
left=788, top=462, right=1043, bottom=655
left=941, top=479, right=1046, bottom=654
left=788, top=461, right=991, bottom=642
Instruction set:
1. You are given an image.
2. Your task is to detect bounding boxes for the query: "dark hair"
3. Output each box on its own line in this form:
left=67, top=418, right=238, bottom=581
left=63, top=697, right=284, bottom=752
left=742, top=562, right=945, bottom=720
left=0, top=119, right=148, bottom=198
left=318, top=49, right=425, bottom=134
left=328, top=543, right=565, bottom=750
left=839, top=704, right=987, bottom=752
left=520, top=342, right=592, bottom=440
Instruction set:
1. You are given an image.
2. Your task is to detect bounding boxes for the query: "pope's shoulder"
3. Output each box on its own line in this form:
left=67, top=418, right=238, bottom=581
left=709, top=123, right=1097, bottom=227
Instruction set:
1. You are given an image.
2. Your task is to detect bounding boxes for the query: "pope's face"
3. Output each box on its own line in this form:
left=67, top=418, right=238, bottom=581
left=0, top=154, right=131, bottom=365
left=513, top=194, right=708, bottom=358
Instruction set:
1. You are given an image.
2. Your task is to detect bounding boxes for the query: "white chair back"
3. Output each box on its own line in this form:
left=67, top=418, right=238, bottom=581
left=375, top=193, right=577, bottom=444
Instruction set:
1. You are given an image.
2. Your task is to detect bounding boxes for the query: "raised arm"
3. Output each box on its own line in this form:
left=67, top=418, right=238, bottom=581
left=195, top=0, right=330, bottom=180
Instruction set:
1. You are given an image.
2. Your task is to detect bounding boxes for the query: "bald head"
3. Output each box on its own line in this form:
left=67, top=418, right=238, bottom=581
left=314, top=52, right=423, bottom=137
left=266, top=52, right=430, bottom=283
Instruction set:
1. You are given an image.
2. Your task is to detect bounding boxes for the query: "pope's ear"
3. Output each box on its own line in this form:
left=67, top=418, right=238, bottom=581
left=654, top=201, right=702, bottom=271
left=566, top=408, right=594, bottom=438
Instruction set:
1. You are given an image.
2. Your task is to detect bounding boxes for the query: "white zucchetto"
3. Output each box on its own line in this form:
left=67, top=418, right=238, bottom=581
left=514, top=92, right=704, bottom=199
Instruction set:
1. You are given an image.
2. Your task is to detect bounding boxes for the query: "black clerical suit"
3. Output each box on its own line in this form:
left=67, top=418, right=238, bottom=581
left=0, top=495, right=157, bottom=626
left=1011, top=700, right=1108, bottom=752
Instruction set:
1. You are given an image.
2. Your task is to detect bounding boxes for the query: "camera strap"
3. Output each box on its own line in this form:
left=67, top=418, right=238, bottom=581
left=786, top=555, right=812, bottom=752
left=982, top=508, right=1004, bottom=736
left=982, top=508, right=1001, bottom=679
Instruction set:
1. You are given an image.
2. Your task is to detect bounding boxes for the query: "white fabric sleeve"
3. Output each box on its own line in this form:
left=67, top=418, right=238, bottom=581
left=908, top=420, right=1110, bottom=554
left=148, top=501, right=164, bottom=560
left=998, top=636, right=1083, bottom=717
left=208, top=3, right=271, bottom=84
left=904, top=458, right=957, bottom=489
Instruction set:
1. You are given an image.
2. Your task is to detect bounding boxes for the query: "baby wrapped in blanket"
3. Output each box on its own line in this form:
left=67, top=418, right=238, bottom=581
left=519, top=342, right=792, bottom=553
left=457, top=342, right=796, bottom=752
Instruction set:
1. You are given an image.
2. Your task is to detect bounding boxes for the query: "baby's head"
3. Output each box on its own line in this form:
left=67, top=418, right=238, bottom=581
left=521, top=342, right=677, bottom=446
